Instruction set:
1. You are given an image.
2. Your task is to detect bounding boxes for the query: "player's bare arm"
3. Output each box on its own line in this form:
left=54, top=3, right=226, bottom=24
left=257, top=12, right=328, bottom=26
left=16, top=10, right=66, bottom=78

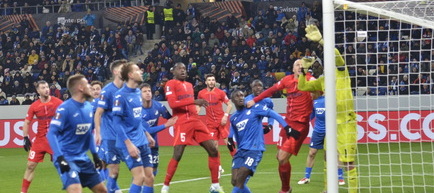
left=93, top=107, right=105, bottom=145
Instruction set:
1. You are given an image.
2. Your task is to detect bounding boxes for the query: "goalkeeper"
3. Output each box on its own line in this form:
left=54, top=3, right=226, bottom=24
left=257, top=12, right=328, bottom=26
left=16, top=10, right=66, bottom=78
left=298, top=24, right=358, bottom=193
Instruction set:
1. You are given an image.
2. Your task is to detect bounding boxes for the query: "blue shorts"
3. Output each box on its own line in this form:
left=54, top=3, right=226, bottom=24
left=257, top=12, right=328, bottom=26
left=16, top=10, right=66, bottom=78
left=232, top=149, right=263, bottom=176
left=122, top=144, right=153, bottom=170
left=151, top=147, right=159, bottom=169
left=54, top=159, right=103, bottom=190
left=310, top=130, right=325, bottom=149
left=103, top=140, right=122, bottom=164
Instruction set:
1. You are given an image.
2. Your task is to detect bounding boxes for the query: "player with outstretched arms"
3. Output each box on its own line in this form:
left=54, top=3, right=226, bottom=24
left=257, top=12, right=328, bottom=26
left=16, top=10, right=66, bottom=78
left=47, top=74, right=106, bottom=193
left=140, top=83, right=178, bottom=176
left=162, top=62, right=224, bottom=193
left=197, top=74, right=233, bottom=173
left=112, top=62, right=155, bottom=193
left=229, top=90, right=300, bottom=193
left=94, top=60, right=127, bottom=193
left=21, top=80, right=63, bottom=193
left=244, top=79, right=275, bottom=135
left=246, top=59, right=315, bottom=193
left=298, top=24, right=358, bottom=193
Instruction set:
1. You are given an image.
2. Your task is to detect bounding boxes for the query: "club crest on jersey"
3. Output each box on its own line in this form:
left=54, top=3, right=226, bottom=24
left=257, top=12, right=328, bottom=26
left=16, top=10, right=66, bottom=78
left=235, top=119, right=248, bottom=132
left=75, top=123, right=91, bottom=135
left=133, top=107, right=141, bottom=118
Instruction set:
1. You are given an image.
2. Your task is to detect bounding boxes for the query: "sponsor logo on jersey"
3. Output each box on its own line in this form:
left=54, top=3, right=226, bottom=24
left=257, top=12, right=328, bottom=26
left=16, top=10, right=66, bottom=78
left=147, top=118, right=157, bottom=126
left=75, top=123, right=91, bottom=135
left=133, top=107, right=141, bottom=118
left=316, top=108, right=325, bottom=115
left=235, top=119, right=249, bottom=132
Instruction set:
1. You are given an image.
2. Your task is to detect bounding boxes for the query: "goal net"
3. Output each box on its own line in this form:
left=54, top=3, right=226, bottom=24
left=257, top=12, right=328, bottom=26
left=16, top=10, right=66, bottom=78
left=332, top=0, right=434, bottom=192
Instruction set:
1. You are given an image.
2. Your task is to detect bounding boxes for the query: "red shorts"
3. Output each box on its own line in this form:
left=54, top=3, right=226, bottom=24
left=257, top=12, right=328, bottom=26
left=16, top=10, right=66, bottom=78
left=28, top=137, right=53, bottom=162
left=207, top=122, right=230, bottom=140
left=173, top=118, right=213, bottom=146
left=277, top=120, right=309, bottom=156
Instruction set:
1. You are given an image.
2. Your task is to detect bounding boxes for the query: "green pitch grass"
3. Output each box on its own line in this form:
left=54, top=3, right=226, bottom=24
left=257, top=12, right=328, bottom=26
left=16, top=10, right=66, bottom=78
left=1, top=143, right=433, bottom=193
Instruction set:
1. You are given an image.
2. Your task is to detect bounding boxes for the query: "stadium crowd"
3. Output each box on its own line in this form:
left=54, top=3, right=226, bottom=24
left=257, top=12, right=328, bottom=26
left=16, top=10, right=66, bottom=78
left=0, top=1, right=433, bottom=105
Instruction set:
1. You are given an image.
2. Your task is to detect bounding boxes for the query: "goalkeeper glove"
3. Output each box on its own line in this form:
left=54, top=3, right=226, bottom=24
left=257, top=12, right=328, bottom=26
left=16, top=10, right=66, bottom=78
left=92, top=153, right=104, bottom=169
left=227, top=137, right=236, bottom=152
left=305, top=24, right=324, bottom=45
left=263, top=125, right=272, bottom=134
left=23, top=136, right=32, bottom=152
left=284, top=125, right=301, bottom=140
left=56, top=156, right=70, bottom=173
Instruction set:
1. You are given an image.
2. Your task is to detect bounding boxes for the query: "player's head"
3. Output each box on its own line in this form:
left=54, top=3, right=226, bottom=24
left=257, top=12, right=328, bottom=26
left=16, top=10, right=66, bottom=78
left=36, top=80, right=50, bottom=98
left=205, top=74, right=216, bottom=89
left=140, top=83, right=152, bottom=102
left=110, top=59, right=128, bottom=79
left=172, top=62, right=187, bottom=81
left=231, top=89, right=245, bottom=109
left=67, top=74, right=92, bottom=100
left=120, top=62, right=143, bottom=84
left=90, top=80, right=103, bottom=99
left=250, top=79, right=264, bottom=96
left=292, top=59, right=303, bottom=76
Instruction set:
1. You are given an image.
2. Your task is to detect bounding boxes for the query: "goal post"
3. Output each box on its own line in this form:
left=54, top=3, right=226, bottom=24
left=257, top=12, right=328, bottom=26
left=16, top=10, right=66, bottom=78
left=323, top=0, right=434, bottom=192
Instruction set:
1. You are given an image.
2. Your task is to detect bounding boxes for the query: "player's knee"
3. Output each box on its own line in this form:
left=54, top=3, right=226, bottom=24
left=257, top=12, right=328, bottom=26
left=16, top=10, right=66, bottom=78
left=26, top=162, right=37, bottom=171
left=231, top=177, right=237, bottom=186
left=308, top=151, right=317, bottom=158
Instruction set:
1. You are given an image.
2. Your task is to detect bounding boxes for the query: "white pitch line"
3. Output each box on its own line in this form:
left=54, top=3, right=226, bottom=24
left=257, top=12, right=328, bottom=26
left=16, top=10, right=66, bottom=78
left=120, top=174, right=232, bottom=191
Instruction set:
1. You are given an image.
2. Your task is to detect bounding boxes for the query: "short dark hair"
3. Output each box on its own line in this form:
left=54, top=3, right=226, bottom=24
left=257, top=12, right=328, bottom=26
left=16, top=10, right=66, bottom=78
left=36, top=80, right=48, bottom=89
left=230, top=89, right=244, bottom=99
left=91, top=80, right=103, bottom=88
left=120, top=62, right=135, bottom=81
left=110, top=59, right=128, bottom=72
left=67, top=74, right=85, bottom=92
left=205, top=74, right=215, bottom=80
left=140, top=83, right=151, bottom=90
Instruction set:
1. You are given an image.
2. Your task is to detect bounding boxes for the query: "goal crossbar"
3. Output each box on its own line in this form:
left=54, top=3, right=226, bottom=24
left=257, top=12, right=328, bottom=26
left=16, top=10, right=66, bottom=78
left=334, top=0, right=434, bottom=29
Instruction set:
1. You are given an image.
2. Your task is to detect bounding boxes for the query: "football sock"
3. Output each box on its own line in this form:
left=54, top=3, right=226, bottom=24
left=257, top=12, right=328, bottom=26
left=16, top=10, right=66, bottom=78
left=338, top=168, right=344, bottom=180
left=129, top=184, right=141, bottom=193
left=107, top=176, right=119, bottom=193
left=21, top=179, right=31, bottom=193
left=278, top=162, right=291, bottom=192
left=164, top=158, right=179, bottom=186
left=348, top=167, right=358, bottom=193
left=209, top=156, right=220, bottom=183
left=142, top=185, right=153, bottom=193
left=305, top=167, right=312, bottom=178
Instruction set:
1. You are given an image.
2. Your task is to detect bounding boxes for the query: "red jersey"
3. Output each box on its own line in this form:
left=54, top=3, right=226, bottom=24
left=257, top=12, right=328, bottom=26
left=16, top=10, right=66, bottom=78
left=25, top=96, right=63, bottom=139
left=197, top=87, right=229, bottom=125
left=254, top=74, right=313, bottom=123
left=165, top=79, right=197, bottom=119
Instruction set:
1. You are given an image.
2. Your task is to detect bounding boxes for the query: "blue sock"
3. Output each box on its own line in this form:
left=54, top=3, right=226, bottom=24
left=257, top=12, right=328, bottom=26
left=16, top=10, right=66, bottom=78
left=107, top=176, right=118, bottom=193
left=338, top=168, right=344, bottom=180
left=142, top=186, right=153, bottom=193
left=232, top=187, right=241, bottom=193
left=129, top=184, right=142, bottom=193
left=305, top=167, right=313, bottom=178
left=103, top=168, right=109, bottom=180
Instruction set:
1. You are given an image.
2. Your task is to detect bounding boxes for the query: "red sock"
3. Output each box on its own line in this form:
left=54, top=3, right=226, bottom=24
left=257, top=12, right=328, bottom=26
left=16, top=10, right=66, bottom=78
left=21, top=179, right=31, bottom=193
left=164, top=158, right=179, bottom=186
left=208, top=156, right=220, bottom=183
left=279, top=162, right=291, bottom=192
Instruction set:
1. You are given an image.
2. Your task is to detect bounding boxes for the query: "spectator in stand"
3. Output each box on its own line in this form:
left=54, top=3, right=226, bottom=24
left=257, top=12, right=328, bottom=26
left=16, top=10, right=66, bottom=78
left=9, top=95, right=21, bottom=105
left=49, top=84, right=61, bottom=98
left=0, top=96, right=8, bottom=105
left=83, top=9, right=96, bottom=31
left=22, top=94, right=33, bottom=105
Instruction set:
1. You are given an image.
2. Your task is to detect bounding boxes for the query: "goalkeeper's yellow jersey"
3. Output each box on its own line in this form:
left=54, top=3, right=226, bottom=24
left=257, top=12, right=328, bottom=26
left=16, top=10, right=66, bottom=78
left=298, top=49, right=356, bottom=124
